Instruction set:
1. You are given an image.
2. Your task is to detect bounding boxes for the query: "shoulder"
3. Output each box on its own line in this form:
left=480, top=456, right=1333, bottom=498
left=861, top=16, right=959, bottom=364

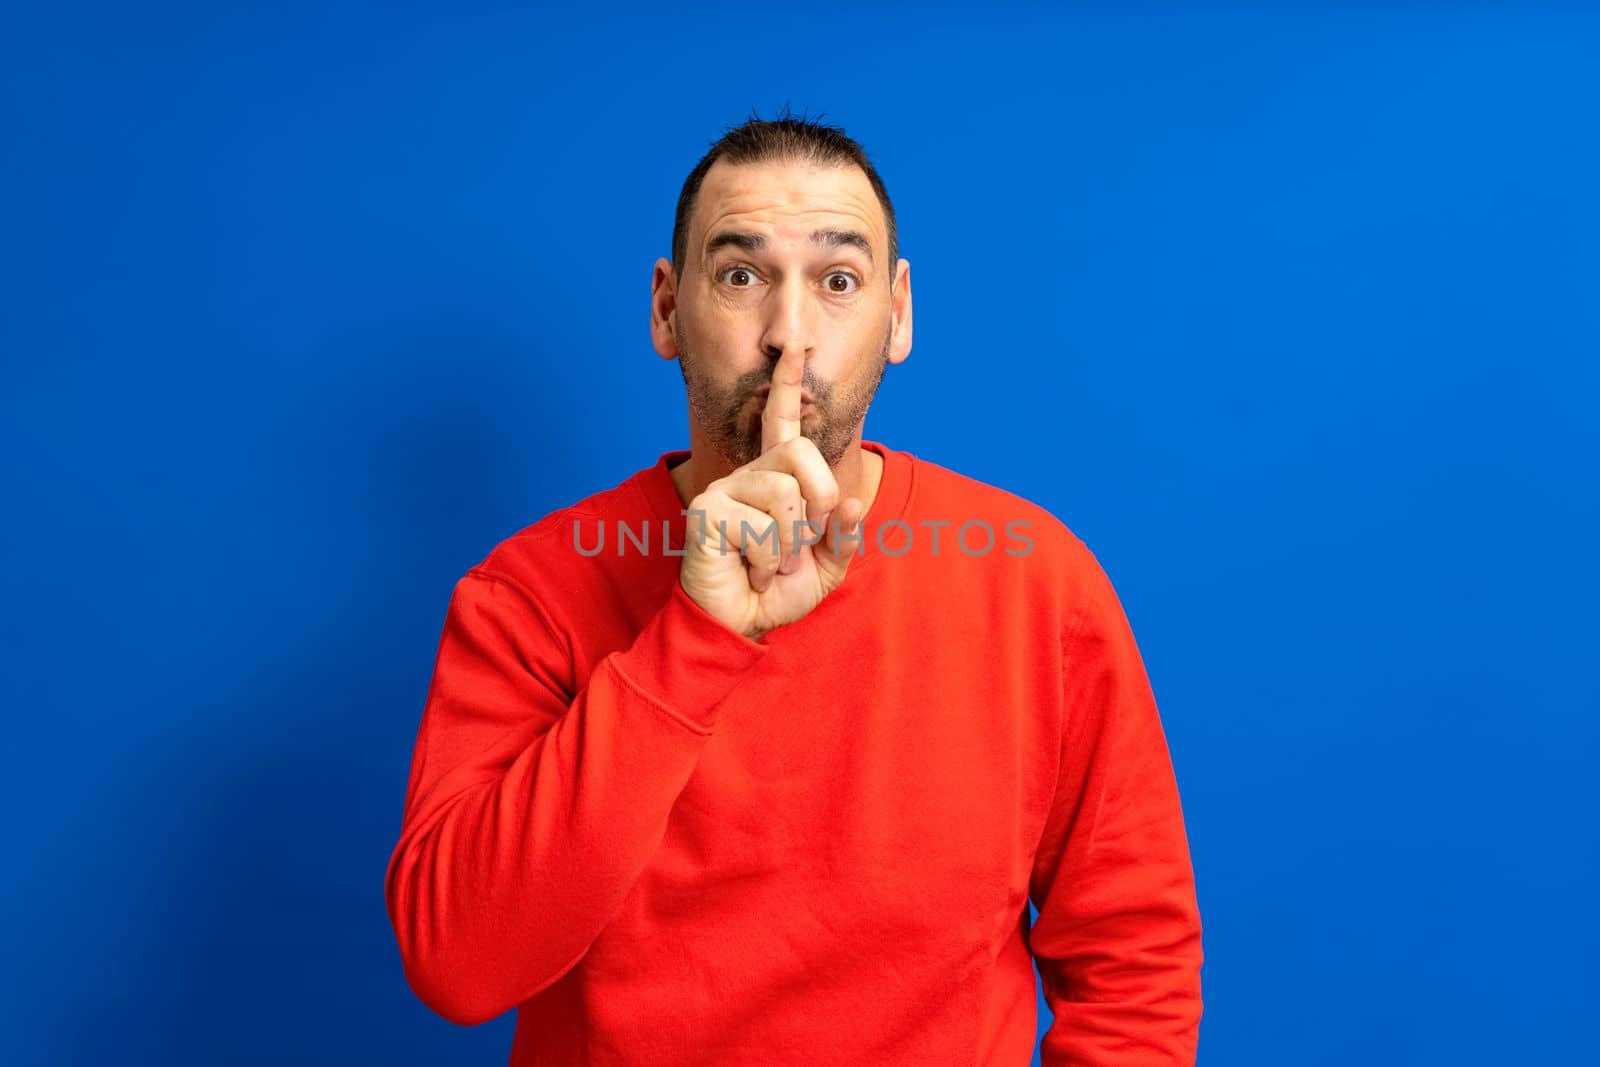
left=903, top=449, right=1121, bottom=630
left=461, top=461, right=660, bottom=606
left=905, top=449, right=1095, bottom=568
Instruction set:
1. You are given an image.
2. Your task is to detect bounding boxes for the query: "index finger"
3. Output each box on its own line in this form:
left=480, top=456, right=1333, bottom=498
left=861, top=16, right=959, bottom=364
left=760, top=345, right=806, bottom=455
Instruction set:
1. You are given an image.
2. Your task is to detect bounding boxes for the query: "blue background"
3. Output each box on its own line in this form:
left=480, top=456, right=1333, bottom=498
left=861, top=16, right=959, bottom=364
left=3, top=4, right=1595, bottom=1064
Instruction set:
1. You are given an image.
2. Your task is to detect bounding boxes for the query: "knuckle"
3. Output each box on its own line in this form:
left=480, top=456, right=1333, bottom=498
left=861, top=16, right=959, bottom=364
left=770, top=470, right=800, bottom=504
left=686, top=491, right=716, bottom=522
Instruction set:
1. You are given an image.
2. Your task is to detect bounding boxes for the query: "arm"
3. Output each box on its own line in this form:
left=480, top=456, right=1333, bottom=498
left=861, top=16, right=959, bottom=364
left=1028, top=558, right=1204, bottom=1065
left=384, top=567, right=768, bottom=1026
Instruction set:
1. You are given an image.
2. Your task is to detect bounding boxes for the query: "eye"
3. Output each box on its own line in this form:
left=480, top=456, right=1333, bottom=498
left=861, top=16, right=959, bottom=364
left=718, top=265, right=761, bottom=288
left=824, top=271, right=860, bottom=294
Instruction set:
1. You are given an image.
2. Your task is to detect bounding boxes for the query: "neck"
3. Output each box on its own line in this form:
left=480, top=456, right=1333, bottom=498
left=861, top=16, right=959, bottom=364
left=669, top=433, right=885, bottom=519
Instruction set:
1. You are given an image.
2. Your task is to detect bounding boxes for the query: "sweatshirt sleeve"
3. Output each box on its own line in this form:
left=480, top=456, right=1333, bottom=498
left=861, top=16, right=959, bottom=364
left=1028, top=556, right=1205, bottom=1065
left=384, top=567, right=769, bottom=1026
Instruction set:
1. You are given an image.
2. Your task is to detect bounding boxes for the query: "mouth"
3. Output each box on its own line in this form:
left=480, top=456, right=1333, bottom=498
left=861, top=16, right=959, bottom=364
left=754, top=387, right=814, bottom=406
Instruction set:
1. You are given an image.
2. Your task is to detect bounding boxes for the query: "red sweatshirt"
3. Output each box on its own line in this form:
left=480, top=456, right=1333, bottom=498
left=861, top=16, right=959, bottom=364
left=384, top=439, right=1204, bottom=1065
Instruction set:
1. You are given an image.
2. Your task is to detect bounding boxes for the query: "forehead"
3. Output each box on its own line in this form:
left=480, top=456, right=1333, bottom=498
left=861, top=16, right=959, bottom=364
left=692, top=157, right=886, bottom=255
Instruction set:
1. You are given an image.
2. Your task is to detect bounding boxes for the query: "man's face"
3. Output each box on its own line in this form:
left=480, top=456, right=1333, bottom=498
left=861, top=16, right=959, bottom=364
left=655, top=157, right=910, bottom=469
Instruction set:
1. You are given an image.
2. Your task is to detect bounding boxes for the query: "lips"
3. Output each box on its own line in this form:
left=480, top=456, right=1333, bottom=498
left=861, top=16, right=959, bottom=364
left=755, top=387, right=814, bottom=405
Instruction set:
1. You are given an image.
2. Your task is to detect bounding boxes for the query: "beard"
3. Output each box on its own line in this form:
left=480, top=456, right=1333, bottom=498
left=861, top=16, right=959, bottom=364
left=674, top=320, right=891, bottom=470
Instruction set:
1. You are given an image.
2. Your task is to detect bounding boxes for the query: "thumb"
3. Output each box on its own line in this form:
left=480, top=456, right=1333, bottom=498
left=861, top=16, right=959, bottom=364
left=816, top=497, right=866, bottom=573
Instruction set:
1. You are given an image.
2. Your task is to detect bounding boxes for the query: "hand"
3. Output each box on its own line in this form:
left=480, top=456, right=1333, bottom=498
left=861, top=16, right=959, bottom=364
left=678, top=346, right=867, bottom=639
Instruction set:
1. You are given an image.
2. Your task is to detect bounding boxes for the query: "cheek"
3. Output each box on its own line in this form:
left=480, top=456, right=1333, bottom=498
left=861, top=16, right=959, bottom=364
left=685, top=304, right=754, bottom=353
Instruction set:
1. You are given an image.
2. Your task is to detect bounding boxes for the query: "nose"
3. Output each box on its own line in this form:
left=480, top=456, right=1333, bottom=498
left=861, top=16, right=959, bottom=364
left=759, top=274, right=816, bottom=366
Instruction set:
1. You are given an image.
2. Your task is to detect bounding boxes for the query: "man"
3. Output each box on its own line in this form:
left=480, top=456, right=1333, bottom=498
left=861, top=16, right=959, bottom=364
left=384, top=110, right=1204, bottom=1065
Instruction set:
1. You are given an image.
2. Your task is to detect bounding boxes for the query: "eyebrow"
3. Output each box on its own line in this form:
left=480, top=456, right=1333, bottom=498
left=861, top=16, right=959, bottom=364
left=704, top=228, right=874, bottom=266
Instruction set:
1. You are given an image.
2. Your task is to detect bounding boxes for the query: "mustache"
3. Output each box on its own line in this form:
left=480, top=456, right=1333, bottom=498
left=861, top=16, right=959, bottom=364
left=743, top=372, right=827, bottom=405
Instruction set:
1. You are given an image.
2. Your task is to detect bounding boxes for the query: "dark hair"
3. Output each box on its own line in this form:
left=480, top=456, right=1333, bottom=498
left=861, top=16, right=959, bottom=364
left=671, top=105, right=898, bottom=282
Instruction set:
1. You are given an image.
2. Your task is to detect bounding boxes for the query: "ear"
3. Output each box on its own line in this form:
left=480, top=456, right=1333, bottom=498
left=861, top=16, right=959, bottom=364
left=650, top=257, right=680, bottom=360
left=887, top=258, right=912, bottom=365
